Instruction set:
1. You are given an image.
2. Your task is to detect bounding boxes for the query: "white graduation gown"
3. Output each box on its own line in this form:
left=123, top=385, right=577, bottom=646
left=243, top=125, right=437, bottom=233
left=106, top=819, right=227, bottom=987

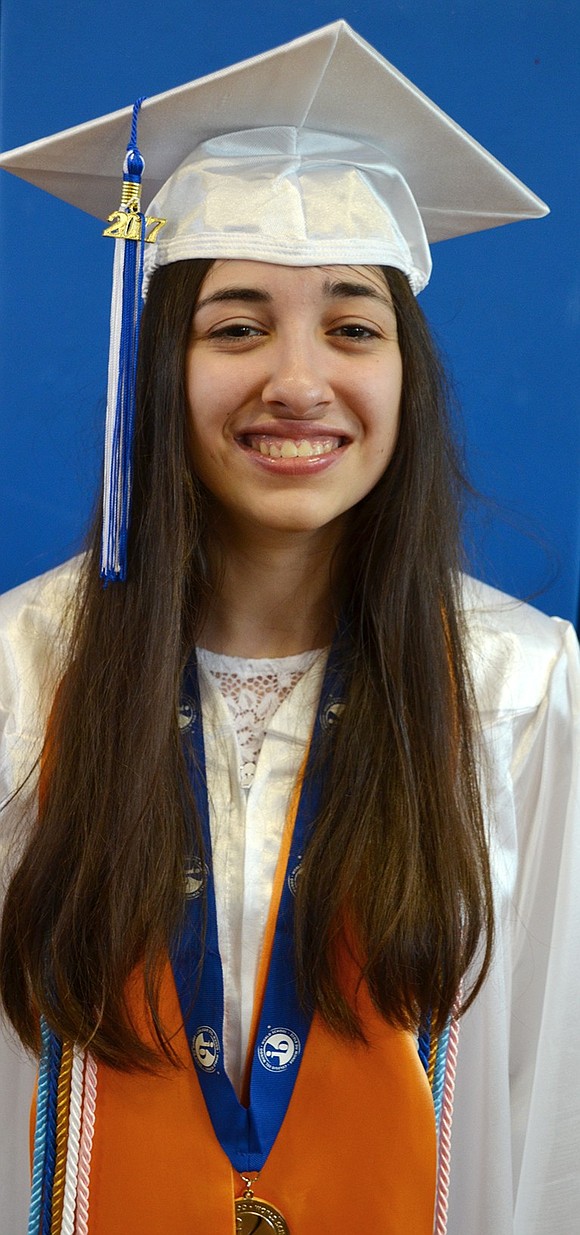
left=0, top=558, right=578, bottom=1235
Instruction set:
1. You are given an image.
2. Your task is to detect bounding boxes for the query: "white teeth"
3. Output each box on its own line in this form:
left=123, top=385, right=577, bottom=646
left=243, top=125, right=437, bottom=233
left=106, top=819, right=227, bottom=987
left=250, top=436, right=340, bottom=459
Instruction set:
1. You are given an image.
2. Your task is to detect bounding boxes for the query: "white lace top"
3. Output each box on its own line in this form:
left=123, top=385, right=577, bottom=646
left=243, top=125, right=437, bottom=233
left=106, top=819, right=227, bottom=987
left=197, top=646, right=324, bottom=787
left=194, top=646, right=328, bottom=1092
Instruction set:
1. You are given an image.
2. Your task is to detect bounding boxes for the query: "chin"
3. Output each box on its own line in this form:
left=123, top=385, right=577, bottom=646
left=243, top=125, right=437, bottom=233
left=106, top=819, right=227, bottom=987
left=247, top=503, right=347, bottom=537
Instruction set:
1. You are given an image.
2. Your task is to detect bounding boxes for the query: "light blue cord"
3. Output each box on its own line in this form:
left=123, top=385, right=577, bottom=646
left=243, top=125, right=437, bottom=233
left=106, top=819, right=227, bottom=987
left=27, top=1018, right=52, bottom=1235
left=431, top=1018, right=451, bottom=1132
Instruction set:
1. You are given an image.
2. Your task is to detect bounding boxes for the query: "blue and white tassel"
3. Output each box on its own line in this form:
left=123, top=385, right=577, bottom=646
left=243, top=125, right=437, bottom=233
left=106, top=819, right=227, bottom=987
left=100, top=97, right=165, bottom=582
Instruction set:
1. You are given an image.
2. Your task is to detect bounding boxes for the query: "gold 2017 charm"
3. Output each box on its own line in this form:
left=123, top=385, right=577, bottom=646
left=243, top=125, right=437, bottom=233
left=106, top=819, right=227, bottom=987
left=235, top=1196, right=290, bottom=1233
left=103, top=209, right=166, bottom=243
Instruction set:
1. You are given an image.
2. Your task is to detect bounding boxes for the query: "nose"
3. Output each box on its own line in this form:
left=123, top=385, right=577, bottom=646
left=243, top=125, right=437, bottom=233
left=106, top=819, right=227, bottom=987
left=260, top=337, right=334, bottom=417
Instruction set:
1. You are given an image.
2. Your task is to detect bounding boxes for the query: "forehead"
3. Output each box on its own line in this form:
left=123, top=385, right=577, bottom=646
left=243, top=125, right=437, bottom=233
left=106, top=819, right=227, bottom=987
left=196, top=260, right=391, bottom=299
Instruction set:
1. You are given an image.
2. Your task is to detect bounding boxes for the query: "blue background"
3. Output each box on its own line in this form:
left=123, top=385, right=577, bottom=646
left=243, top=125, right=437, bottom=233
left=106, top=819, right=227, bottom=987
left=1, top=0, right=579, bottom=623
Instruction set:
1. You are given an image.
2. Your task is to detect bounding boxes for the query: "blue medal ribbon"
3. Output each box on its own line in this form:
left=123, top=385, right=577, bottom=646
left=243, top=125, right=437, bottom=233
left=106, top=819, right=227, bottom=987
left=171, top=646, right=344, bottom=1174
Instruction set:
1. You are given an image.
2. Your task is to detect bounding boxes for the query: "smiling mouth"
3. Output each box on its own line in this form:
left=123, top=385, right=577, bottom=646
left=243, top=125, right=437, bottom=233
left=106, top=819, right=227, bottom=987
left=242, top=434, right=345, bottom=459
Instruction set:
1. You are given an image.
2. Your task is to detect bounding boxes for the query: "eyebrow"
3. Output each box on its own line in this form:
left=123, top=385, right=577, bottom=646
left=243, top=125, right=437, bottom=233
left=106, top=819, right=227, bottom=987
left=323, top=278, right=394, bottom=309
left=195, top=277, right=394, bottom=313
left=195, top=287, right=272, bottom=311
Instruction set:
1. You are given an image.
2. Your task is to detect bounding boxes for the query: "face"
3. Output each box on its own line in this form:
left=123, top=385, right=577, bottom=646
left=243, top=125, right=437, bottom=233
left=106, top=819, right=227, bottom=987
left=185, top=261, right=402, bottom=542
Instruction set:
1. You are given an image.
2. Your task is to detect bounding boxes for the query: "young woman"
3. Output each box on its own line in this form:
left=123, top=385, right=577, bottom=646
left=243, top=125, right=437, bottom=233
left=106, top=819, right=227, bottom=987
left=0, top=23, right=578, bottom=1235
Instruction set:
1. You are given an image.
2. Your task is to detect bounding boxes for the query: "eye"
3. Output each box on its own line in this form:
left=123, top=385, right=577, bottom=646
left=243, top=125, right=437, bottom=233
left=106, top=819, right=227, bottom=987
left=328, top=324, right=381, bottom=341
left=207, top=323, right=266, bottom=341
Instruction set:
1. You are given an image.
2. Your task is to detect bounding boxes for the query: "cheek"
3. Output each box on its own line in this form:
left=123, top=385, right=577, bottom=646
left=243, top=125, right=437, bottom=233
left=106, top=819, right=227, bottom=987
left=184, top=353, right=244, bottom=434
left=184, top=360, right=223, bottom=467
left=368, top=365, right=403, bottom=461
left=185, top=417, right=219, bottom=485
left=184, top=396, right=212, bottom=481
left=185, top=355, right=210, bottom=429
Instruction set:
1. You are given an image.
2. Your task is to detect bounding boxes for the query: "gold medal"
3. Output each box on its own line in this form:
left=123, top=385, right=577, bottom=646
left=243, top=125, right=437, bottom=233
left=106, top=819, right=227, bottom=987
left=235, top=1176, right=290, bottom=1234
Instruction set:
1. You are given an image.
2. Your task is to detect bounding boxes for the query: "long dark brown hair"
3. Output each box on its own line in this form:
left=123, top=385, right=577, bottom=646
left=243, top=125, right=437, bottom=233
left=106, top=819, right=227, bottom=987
left=0, top=260, right=493, bottom=1069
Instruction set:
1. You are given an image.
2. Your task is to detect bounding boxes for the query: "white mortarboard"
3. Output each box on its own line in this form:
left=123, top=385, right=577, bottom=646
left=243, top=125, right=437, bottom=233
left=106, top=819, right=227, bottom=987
left=0, top=20, right=548, bottom=291
left=0, top=20, right=549, bottom=579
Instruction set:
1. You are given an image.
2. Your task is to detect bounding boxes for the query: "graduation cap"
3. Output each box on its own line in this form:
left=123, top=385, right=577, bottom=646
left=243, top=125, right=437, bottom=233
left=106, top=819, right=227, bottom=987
left=0, top=20, right=548, bottom=580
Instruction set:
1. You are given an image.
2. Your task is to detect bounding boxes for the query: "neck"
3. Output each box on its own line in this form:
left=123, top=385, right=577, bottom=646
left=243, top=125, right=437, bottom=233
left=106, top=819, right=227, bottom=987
left=198, top=520, right=343, bottom=657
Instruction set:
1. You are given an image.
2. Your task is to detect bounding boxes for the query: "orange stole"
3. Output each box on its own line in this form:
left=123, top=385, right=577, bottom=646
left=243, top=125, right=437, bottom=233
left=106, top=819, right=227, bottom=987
left=85, top=960, right=436, bottom=1234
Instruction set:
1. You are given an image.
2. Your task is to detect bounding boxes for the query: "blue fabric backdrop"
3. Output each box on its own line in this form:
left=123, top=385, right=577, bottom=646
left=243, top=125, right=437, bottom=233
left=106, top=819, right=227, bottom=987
left=1, top=0, right=579, bottom=623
